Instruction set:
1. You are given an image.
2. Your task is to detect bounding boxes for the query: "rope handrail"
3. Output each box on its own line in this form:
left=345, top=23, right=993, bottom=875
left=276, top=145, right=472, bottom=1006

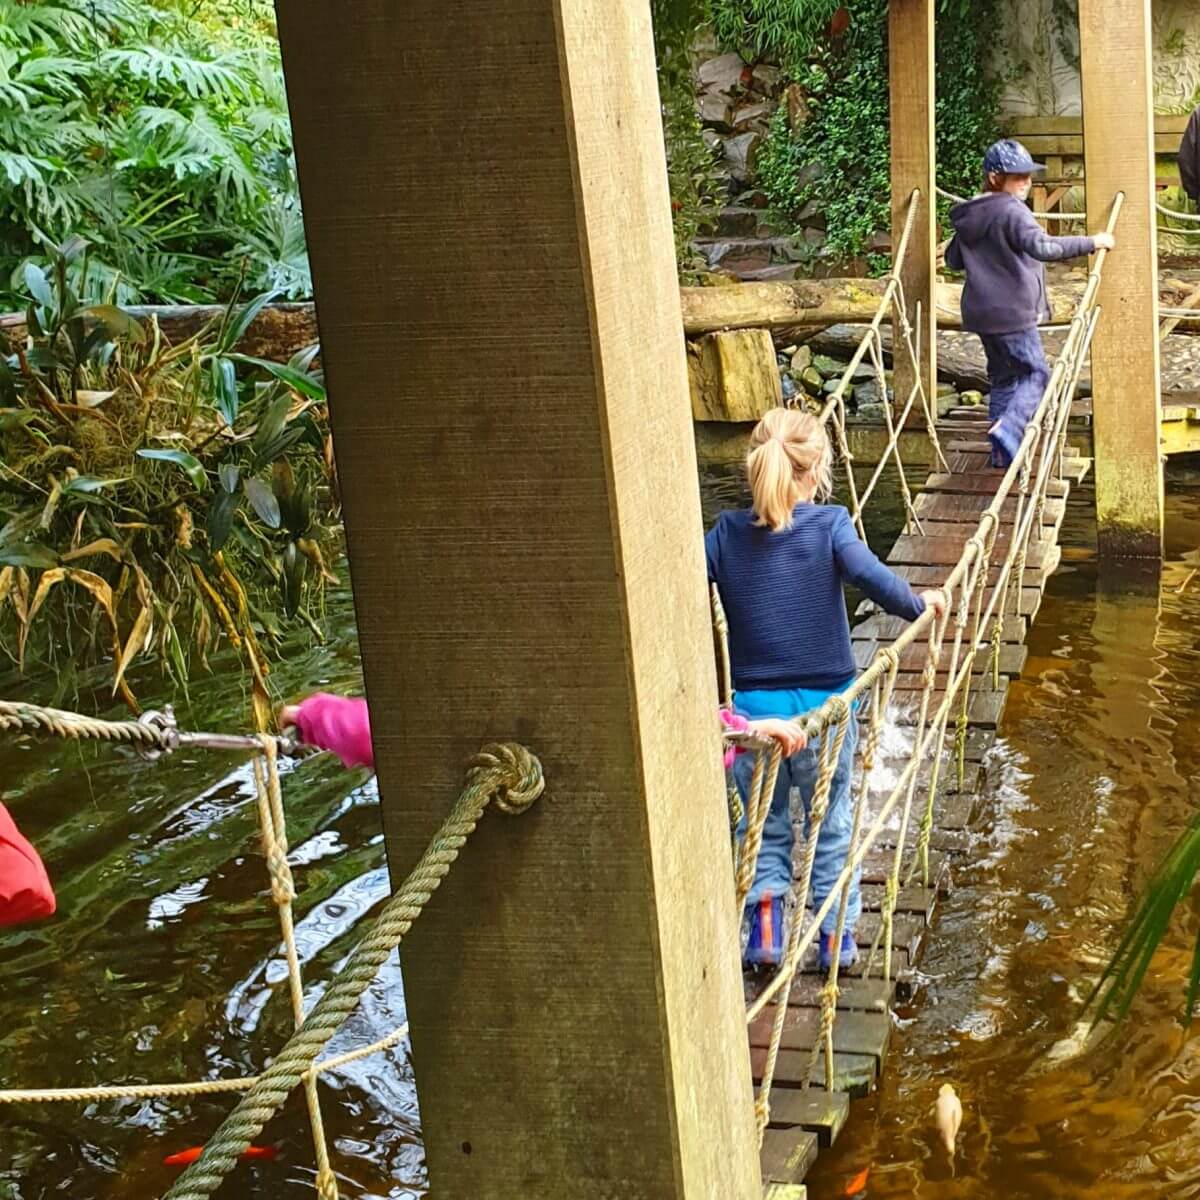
left=806, top=188, right=947, bottom=546
left=0, top=698, right=543, bottom=1200
left=730, top=190, right=1124, bottom=1131
left=935, top=183, right=1079, bottom=221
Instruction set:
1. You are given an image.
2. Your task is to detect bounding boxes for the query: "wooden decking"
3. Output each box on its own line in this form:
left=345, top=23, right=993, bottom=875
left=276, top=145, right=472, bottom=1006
left=749, top=406, right=1090, bottom=1195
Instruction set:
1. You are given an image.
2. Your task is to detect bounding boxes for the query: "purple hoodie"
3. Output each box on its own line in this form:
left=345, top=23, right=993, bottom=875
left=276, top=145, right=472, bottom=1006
left=945, top=192, right=1095, bottom=335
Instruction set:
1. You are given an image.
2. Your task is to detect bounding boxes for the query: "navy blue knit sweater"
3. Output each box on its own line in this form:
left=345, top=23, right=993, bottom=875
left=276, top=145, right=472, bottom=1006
left=705, top=504, right=926, bottom=691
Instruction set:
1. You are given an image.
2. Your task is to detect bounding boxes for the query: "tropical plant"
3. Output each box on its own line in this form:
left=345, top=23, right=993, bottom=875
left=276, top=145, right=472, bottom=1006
left=0, top=236, right=336, bottom=727
left=0, top=0, right=308, bottom=307
left=1087, top=816, right=1200, bottom=1026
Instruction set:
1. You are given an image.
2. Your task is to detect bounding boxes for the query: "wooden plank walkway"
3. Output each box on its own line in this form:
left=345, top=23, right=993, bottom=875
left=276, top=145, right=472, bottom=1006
left=749, top=406, right=1089, bottom=1195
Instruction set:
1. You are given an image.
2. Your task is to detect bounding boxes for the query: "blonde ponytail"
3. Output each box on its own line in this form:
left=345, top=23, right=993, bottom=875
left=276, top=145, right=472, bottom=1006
left=746, top=408, right=832, bottom=532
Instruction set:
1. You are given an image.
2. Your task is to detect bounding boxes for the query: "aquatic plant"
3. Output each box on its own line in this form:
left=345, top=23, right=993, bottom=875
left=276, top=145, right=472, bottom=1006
left=1087, top=814, right=1200, bottom=1026
left=0, top=235, right=338, bottom=726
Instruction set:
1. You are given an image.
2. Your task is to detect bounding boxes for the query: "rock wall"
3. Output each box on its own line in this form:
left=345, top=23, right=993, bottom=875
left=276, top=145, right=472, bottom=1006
left=690, top=50, right=831, bottom=282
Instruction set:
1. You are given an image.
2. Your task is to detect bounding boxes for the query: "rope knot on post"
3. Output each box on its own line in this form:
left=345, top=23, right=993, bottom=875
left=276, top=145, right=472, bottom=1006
left=467, top=742, right=544, bottom=815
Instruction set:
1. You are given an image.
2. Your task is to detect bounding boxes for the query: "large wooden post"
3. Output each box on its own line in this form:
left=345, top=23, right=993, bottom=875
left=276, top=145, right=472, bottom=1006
left=1079, top=0, right=1164, bottom=558
left=275, top=3, right=761, bottom=1198
left=889, top=0, right=938, bottom=426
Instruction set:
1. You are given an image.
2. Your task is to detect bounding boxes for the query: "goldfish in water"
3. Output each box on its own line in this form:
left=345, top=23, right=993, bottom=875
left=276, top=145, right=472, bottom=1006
left=164, top=1145, right=276, bottom=1167
left=845, top=1165, right=870, bottom=1195
left=935, top=1083, right=963, bottom=1155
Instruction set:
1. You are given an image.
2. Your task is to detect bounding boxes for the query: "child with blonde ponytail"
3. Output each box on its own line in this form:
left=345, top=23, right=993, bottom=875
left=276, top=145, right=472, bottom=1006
left=706, top=408, right=944, bottom=969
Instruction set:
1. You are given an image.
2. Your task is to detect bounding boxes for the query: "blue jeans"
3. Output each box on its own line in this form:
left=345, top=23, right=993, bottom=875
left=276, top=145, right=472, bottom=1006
left=732, top=685, right=861, bottom=937
left=980, top=328, right=1050, bottom=467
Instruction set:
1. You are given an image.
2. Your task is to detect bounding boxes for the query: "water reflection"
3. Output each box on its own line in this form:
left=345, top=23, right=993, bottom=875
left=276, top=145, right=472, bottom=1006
left=3, top=428, right=1199, bottom=1199
left=805, top=471, right=1200, bottom=1200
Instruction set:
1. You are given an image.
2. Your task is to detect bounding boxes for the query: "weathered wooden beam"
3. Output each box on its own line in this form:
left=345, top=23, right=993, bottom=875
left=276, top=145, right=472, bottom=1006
left=1079, top=0, right=1164, bottom=558
left=889, top=0, right=937, bottom=423
left=679, top=278, right=1081, bottom=336
left=276, top=2, right=760, bottom=1198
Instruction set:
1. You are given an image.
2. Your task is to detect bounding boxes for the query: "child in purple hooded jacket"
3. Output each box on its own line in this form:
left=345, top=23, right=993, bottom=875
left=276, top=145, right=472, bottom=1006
left=945, top=139, right=1115, bottom=468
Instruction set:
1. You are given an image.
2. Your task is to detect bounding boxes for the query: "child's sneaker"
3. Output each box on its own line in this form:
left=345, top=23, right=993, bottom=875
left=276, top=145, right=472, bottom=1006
left=819, top=930, right=859, bottom=971
left=743, top=895, right=787, bottom=968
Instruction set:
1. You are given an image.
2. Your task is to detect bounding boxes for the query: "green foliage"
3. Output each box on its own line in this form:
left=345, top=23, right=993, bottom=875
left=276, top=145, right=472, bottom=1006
left=755, top=0, right=999, bottom=267
left=0, top=236, right=336, bottom=724
left=710, top=0, right=839, bottom=72
left=652, top=0, right=725, bottom=275
left=0, top=0, right=308, bottom=307
left=1087, top=814, right=1200, bottom=1027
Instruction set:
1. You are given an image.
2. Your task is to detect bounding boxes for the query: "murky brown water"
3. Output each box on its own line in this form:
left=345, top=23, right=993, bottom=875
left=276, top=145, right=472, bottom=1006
left=2, top=431, right=1199, bottom=1199
left=805, top=463, right=1200, bottom=1200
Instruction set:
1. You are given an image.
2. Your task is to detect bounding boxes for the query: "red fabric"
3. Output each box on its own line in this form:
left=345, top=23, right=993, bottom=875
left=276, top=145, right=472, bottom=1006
left=0, top=803, right=55, bottom=927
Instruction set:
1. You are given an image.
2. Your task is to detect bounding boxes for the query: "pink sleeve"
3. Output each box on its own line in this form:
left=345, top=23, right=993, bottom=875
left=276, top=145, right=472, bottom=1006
left=719, top=708, right=750, bottom=769
left=0, top=803, right=56, bottom=927
left=293, top=694, right=375, bottom=769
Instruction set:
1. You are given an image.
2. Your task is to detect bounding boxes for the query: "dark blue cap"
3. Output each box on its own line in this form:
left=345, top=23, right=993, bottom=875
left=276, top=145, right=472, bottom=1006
left=982, top=139, right=1045, bottom=176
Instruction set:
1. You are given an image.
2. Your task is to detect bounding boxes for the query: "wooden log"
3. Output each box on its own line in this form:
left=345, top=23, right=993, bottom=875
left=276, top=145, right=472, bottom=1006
left=689, top=328, right=783, bottom=421
left=679, top=278, right=1084, bottom=336
left=275, top=2, right=762, bottom=1197
left=1079, top=0, right=1163, bottom=558
left=0, top=302, right=319, bottom=361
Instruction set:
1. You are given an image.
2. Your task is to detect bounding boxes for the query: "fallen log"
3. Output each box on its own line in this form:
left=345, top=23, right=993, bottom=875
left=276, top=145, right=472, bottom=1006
left=678, top=278, right=1084, bottom=336
left=0, top=302, right=319, bottom=361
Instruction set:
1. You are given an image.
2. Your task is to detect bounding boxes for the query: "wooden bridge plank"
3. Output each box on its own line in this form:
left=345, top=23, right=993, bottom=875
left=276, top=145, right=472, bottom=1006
left=748, top=1009, right=891, bottom=1064
left=914, top=491, right=1065, bottom=526
left=853, top=639, right=1027, bottom=676
left=751, top=1047, right=878, bottom=1097
left=787, top=976, right=894, bottom=1012
left=853, top=612, right=1027, bottom=643
left=881, top=681, right=1008, bottom=727
left=887, top=533, right=1052, bottom=569
left=760, top=1129, right=819, bottom=1186
left=922, top=473, right=1069, bottom=497
left=765, top=1089, right=849, bottom=1146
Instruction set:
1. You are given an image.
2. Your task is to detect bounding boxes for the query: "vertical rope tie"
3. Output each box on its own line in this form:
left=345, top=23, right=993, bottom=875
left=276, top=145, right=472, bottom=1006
left=753, top=699, right=850, bottom=1132
left=253, top=736, right=337, bottom=1200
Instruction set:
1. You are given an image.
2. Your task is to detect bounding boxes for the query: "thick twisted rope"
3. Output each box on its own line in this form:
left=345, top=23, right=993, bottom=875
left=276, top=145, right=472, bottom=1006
left=162, top=742, right=543, bottom=1200
left=0, top=699, right=169, bottom=749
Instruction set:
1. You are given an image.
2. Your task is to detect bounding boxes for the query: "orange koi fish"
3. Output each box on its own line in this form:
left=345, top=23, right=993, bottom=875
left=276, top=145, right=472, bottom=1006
left=164, top=1145, right=277, bottom=1167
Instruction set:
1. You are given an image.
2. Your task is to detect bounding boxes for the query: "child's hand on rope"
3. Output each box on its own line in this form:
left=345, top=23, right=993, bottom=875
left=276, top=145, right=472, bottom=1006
left=746, top=718, right=807, bottom=756
left=1094, top=232, right=1115, bottom=251
left=920, top=589, right=948, bottom=619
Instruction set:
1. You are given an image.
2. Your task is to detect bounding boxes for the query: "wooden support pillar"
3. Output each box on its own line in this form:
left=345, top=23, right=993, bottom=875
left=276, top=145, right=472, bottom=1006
left=1079, top=0, right=1164, bottom=558
left=889, top=0, right=937, bottom=425
left=275, top=3, right=761, bottom=1198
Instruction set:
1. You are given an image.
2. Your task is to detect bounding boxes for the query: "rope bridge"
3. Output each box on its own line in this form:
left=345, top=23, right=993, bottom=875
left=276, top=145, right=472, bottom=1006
left=0, top=700, right=542, bottom=1200
left=716, top=191, right=1122, bottom=1187
left=0, top=185, right=1118, bottom=1197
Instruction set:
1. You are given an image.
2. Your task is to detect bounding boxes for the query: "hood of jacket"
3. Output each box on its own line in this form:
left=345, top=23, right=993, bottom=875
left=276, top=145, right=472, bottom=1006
left=949, top=192, right=1021, bottom=244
